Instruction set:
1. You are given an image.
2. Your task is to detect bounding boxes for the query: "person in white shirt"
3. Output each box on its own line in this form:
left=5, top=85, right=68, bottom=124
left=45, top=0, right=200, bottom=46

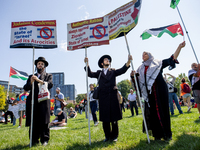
left=89, top=84, right=99, bottom=126
left=128, top=89, right=138, bottom=116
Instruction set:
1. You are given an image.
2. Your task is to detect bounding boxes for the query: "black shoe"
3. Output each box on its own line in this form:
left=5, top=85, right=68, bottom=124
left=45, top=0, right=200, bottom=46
left=164, top=136, right=172, bottom=141
left=103, top=138, right=109, bottom=142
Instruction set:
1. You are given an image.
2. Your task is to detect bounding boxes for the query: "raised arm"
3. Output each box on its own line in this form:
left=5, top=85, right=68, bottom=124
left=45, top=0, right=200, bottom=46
left=115, top=55, right=132, bottom=76
left=84, top=57, right=99, bottom=78
left=173, top=41, right=185, bottom=60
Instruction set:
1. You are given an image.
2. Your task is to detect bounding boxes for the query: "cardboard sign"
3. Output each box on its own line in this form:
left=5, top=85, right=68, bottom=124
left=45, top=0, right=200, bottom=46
left=105, top=0, right=142, bottom=40
left=67, top=17, right=109, bottom=50
left=10, top=20, right=57, bottom=48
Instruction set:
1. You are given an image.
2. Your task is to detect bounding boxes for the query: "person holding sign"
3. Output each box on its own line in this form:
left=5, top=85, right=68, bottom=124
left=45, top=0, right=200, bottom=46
left=131, top=41, right=185, bottom=141
left=84, top=54, right=132, bottom=142
left=24, top=57, right=53, bottom=146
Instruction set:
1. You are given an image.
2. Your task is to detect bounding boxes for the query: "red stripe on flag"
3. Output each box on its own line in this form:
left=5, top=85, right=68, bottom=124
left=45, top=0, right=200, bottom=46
left=131, top=7, right=139, bottom=20
left=167, top=23, right=184, bottom=36
left=9, top=67, right=17, bottom=77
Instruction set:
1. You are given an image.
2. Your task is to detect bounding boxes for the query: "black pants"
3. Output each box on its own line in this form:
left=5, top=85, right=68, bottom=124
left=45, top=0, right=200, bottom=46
left=5, top=111, right=13, bottom=123
left=120, top=103, right=125, bottom=113
left=102, top=121, right=118, bottom=140
left=29, top=123, right=49, bottom=144
left=130, top=101, right=138, bottom=116
left=90, top=101, right=98, bottom=123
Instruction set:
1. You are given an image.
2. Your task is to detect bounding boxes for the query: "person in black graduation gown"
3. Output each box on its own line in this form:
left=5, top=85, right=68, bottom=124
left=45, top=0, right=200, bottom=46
left=84, top=54, right=132, bottom=142
left=131, top=41, right=185, bottom=141
left=24, top=57, right=53, bottom=146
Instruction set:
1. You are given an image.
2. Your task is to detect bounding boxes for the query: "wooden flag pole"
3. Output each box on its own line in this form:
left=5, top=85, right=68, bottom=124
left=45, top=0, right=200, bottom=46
left=174, top=0, right=199, bottom=64
left=30, top=46, right=35, bottom=147
left=85, top=46, right=91, bottom=145
left=124, top=32, right=150, bottom=144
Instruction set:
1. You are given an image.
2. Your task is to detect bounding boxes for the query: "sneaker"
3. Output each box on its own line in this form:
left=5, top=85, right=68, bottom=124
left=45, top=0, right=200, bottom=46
left=18, top=126, right=21, bottom=128
left=94, top=121, right=99, bottom=126
left=113, top=138, right=118, bottom=142
left=187, top=107, right=191, bottom=112
left=103, top=138, right=109, bottom=142
left=43, top=142, right=48, bottom=146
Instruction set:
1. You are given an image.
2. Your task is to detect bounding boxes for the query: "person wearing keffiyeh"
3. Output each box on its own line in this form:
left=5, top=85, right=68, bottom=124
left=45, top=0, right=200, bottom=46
left=131, top=41, right=185, bottom=141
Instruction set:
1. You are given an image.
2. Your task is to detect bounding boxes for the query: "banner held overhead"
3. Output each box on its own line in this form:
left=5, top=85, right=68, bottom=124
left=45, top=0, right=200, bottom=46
left=105, top=0, right=142, bottom=40
left=10, top=20, right=57, bottom=49
left=67, top=17, right=109, bottom=51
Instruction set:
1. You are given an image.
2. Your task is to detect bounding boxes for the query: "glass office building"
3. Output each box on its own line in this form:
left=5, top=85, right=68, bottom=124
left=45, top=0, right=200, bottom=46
left=50, top=72, right=75, bottom=100
left=0, top=80, right=24, bottom=94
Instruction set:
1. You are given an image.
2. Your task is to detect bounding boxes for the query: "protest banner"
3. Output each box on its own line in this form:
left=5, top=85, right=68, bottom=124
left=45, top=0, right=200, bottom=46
left=105, top=0, right=142, bottom=40
left=10, top=20, right=57, bottom=48
left=67, top=16, right=109, bottom=145
left=10, top=20, right=57, bottom=148
left=67, top=17, right=109, bottom=50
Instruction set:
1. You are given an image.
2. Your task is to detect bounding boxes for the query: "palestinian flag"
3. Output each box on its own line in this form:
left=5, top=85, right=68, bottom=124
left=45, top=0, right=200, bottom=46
left=170, top=0, right=180, bottom=9
left=141, top=23, right=184, bottom=40
left=9, top=67, right=28, bottom=80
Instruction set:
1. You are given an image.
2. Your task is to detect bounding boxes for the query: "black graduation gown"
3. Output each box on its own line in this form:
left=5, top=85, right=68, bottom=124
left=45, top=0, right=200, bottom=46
left=24, top=72, right=53, bottom=126
left=86, top=64, right=130, bottom=122
left=133, top=56, right=176, bottom=139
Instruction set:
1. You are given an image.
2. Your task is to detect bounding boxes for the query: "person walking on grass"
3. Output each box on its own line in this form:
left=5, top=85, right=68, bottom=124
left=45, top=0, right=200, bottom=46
left=180, top=78, right=191, bottom=112
left=89, top=84, right=99, bottom=126
left=164, top=73, right=183, bottom=115
left=128, top=89, right=138, bottom=116
left=188, top=63, right=200, bottom=119
left=84, top=54, right=132, bottom=142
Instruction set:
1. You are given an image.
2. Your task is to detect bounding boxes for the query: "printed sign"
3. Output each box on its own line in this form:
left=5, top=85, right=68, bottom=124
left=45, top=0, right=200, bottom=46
left=10, top=20, right=57, bottom=48
left=105, top=0, right=142, bottom=40
left=67, top=17, right=109, bottom=51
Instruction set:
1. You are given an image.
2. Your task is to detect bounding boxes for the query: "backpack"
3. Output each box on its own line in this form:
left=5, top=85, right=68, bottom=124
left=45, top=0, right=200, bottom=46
left=182, top=84, right=191, bottom=93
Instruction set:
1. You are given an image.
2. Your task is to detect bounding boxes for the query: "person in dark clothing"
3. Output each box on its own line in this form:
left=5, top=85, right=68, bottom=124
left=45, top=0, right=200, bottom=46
left=84, top=54, right=132, bottom=142
left=4, top=97, right=15, bottom=124
left=131, top=41, right=185, bottom=141
left=24, top=57, right=53, bottom=146
left=49, top=108, right=67, bottom=127
left=121, top=97, right=126, bottom=113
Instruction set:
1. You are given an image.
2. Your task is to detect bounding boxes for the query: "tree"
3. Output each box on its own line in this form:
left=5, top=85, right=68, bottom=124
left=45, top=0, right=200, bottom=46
left=66, top=103, right=75, bottom=109
left=173, top=73, right=191, bottom=97
left=76, top=93, right=86, bottom=103
left=0, top=85, right=6, bottom=110
left=117, top=79, right=133, bottom=98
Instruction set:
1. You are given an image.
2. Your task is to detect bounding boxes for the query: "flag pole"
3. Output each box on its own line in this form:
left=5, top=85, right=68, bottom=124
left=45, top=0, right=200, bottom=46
left=7, top=75, right=11, bottom=100
left=174, top=0, right=199, bottom=64
left=85, top=46, right=91, bottom=145
left=30, top=46, right=35, bottom=148
left=124, top=32, right=150, bottom=144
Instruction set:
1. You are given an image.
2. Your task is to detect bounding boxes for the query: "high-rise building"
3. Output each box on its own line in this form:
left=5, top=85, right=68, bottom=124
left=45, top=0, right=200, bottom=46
left=0, top=80, right=24, bottom=94
left=49, top=72, right=75, bottom=100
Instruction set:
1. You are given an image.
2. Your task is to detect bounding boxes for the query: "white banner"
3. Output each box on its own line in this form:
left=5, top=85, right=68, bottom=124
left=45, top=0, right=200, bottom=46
left=67, top=17, right=109, bottom=51
left=105, top=0, right=142, bottom=40
left=10, top=20, right=57, bottom=49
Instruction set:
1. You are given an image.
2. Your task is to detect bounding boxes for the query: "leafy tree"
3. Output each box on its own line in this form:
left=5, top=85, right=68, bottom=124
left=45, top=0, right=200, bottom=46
left=76, top=93, right=86, bottom=103
left=173, top=73, right=191, bottom=97
left=66, top=103, right=75, bottom=109
left=117, top=79, right=132, bottom=98
left=0, top=85, right=6, bottom=110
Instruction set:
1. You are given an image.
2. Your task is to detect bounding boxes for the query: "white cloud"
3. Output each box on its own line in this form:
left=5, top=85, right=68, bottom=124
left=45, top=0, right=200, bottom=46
left=77, top=5, right=86, bottom=10
left=81, top=11, right=90, bottom=20
left=59, top=40, right=67, bottom=51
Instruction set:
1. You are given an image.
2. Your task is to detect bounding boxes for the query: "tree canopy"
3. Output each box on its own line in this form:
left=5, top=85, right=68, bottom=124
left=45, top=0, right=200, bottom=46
left=0, top=85, right=6, bottom=110
left=117, top=79, right=133, bottom=99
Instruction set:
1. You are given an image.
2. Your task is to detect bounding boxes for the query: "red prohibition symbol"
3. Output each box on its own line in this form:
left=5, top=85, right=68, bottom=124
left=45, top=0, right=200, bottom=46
left=92, top=25, right=106, bottom=39
left=40, top=27, right=52, bottom=39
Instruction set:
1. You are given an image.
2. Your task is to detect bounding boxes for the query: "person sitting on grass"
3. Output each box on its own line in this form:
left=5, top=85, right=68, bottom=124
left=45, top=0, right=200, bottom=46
left=49, top=108, right=67, bottom=127
left=67, top=107, right=77, bottom=119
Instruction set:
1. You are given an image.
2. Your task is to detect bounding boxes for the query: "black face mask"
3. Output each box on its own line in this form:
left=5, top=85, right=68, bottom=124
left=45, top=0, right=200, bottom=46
left=37, top=68, right=44, bottom=74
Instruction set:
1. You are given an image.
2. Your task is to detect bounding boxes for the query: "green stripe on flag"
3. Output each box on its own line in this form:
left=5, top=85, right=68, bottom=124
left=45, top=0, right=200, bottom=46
left=170, top=0, right=180, bottom=9
left=141, top=32, right=152, bottom=40
left=157, top=29, right=182, bottom=38
left=10, top=75, right=28, bottom=80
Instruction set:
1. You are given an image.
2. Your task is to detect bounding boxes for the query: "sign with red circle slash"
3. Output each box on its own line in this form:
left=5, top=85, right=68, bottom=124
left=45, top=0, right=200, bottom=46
left=40, top=27, right=52, bottom=39
left=92, top=25, right=106, bottom=39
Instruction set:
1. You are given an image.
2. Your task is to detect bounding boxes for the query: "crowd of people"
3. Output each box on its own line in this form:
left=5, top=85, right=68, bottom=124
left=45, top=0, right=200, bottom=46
left=2, top=41, right=200, bottom=146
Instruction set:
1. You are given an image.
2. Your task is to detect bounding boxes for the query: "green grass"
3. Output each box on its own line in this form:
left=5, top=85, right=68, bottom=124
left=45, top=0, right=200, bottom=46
left=0, top=106, right=200, bottom=150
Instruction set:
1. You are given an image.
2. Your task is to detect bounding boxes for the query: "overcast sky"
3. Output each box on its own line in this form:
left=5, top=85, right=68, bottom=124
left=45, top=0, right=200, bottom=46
left=0, top=0, right=199, bottom=95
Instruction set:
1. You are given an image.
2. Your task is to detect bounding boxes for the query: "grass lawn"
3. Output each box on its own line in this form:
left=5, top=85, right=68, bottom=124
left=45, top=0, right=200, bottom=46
left=0, top=106, right=200, bottom=150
